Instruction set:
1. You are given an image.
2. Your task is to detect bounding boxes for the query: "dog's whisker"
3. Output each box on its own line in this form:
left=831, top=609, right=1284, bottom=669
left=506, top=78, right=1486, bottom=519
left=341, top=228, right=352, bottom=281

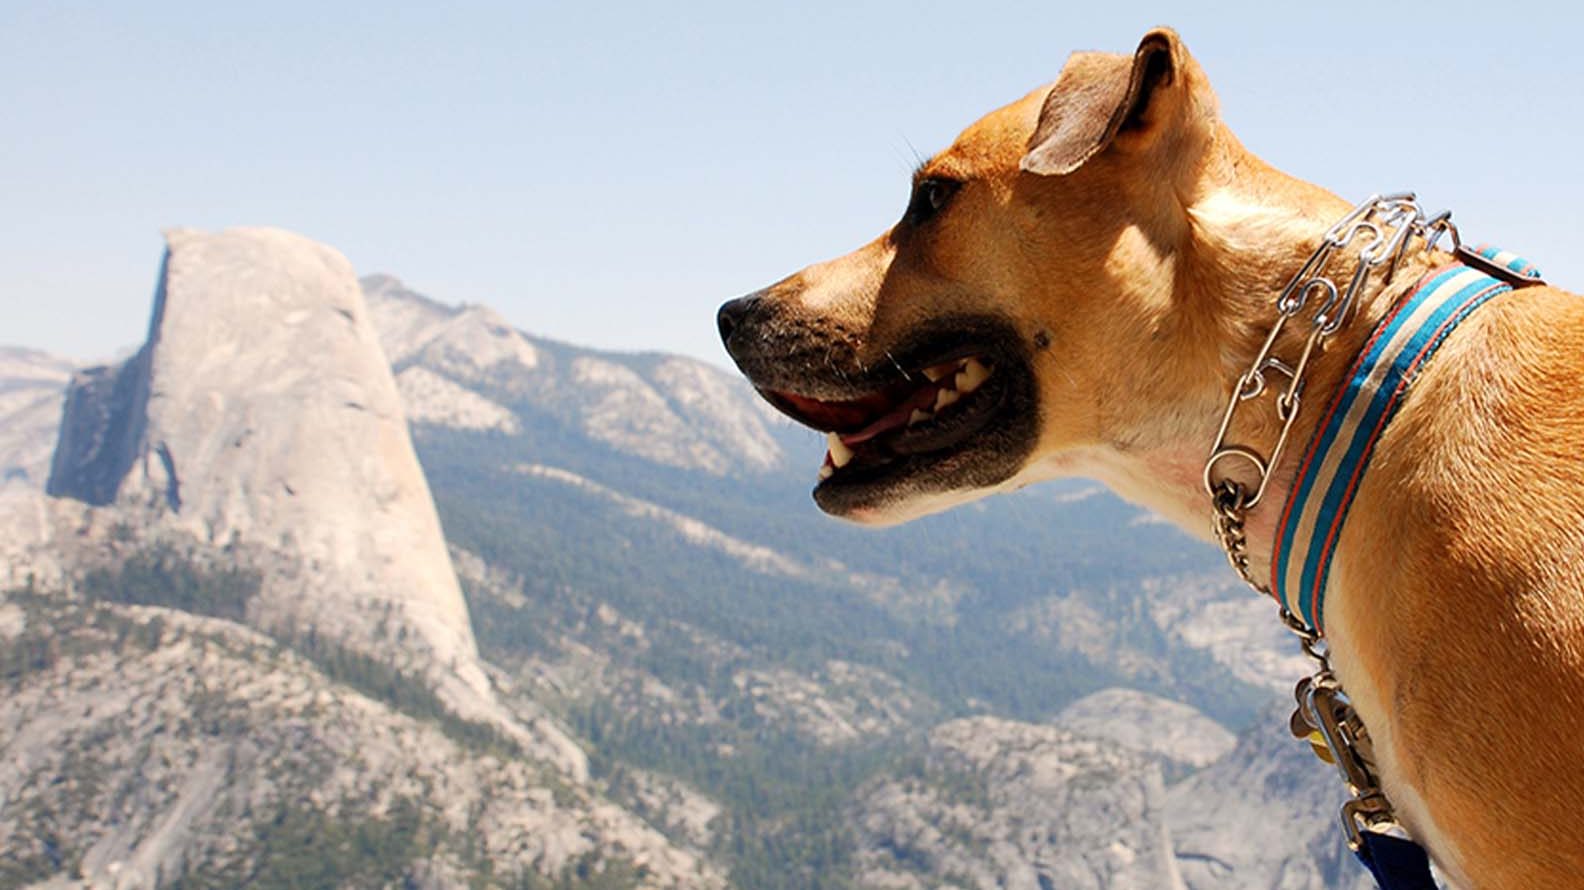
left=890, top=141, right=923, bottom=175
left=1038, top=351, right=1079, bottom=389
left=824, top=353, right=854, bottom=386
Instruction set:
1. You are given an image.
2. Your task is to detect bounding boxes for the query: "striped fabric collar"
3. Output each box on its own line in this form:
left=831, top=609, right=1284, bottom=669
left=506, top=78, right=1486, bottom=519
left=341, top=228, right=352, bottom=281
left=1270, top=247, right=1541, bottom=632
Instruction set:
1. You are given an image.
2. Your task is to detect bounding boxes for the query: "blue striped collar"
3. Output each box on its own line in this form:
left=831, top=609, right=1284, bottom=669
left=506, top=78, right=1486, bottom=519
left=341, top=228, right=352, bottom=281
left=1269, top=247, right=1541, bottom=632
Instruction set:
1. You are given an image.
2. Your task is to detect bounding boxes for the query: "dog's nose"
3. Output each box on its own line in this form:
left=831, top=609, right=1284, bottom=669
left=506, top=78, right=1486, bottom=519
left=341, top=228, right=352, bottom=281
left=717, top=294, right=759, bottom=352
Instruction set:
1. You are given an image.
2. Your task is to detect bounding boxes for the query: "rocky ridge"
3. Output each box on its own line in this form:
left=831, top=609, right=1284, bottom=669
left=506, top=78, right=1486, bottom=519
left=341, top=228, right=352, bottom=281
left=845, top=702, right=1397, bottom=890
left=1, top=592, right=724, bottom=889
left=361, top=274, right=791, bottom=476
left=1165, top=705, right=1382, bottom=890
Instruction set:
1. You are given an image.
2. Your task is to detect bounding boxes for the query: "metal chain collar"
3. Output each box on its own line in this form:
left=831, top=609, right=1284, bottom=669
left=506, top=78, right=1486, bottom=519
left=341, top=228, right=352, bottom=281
left=1202, top=193, right=1458, bottom=852
left=1203, top=193, right=1457, bottom=531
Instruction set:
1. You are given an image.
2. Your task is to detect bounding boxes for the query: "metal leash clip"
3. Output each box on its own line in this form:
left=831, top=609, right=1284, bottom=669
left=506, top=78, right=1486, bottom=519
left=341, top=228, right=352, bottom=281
left=1287, top=648, right=1402, bottom=853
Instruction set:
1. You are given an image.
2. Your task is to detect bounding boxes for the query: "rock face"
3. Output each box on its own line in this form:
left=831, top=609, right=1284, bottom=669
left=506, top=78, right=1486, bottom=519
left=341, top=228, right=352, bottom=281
left=45, top=228, right=487, bottom=698
left=854, top=716, right=1186, bottom=890
left=1056, top=688, right=1236, bottom=773
left=1165, top=707, right=1380, bottom=890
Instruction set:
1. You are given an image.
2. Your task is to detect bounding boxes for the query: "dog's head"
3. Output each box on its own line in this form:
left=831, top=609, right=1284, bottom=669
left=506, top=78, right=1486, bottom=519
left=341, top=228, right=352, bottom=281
left=719, top=29, right=1229, bottom=525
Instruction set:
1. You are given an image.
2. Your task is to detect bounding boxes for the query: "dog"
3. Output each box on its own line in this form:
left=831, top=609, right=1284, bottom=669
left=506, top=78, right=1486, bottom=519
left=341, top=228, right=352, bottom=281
left=717, top=27, right=1584, bottom=890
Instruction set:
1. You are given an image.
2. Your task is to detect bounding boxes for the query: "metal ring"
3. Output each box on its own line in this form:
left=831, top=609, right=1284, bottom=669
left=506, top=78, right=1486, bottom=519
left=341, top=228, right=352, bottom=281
left=1203, top=447, right=1268, bottom=503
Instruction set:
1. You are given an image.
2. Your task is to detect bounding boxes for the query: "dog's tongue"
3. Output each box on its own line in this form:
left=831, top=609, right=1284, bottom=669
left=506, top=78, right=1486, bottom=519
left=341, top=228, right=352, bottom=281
left=765, top=380, right=922, bottom=433
left=767, top=391, right=886, bottom=432
left=766, top=382, right=943, bottom=443
left=837, top=385, right=939, bottom=444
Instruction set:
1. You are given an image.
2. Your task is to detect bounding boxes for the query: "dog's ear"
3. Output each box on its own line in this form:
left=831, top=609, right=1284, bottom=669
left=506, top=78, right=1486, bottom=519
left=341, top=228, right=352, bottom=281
left=1021, top=28, right=1189, bottom=176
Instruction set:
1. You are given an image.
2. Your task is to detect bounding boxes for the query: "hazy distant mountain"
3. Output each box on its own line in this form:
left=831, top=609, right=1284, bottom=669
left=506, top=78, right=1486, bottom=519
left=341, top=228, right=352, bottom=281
left=1056, top=688, right=1237, bottom=774
left=362, top=273, right=794, bottom=476
left=0, top=346, right=72, bottom=492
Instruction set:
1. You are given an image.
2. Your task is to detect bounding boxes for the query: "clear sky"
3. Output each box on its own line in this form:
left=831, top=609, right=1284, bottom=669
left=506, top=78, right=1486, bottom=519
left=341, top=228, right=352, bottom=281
left=6, top=1, right=1583, bottom=367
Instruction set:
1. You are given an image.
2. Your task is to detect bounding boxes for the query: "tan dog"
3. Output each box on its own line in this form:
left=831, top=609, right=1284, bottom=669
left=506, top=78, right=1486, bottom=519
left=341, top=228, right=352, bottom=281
left=718, top=27, right=1584, bottom=890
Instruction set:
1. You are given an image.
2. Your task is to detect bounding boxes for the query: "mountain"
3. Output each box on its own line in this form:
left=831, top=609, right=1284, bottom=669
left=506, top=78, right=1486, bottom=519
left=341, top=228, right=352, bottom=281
left=0, top=347, right=76, bottom=607
left=361, top=273, right=792, bottom=476
left=3, top=228, right=716, bottom=888
left=1055, top=688, right=1236, bottom=775
left=0, top=346, right=73, bottom=492
left=46, top=229, right=486, bottom=703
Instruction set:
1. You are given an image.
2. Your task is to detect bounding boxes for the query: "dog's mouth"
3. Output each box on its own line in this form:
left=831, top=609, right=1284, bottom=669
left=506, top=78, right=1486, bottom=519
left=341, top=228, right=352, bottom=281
left=750, top=323, right=1038, bottom=520
left=766, top=353, right=998, bottom=476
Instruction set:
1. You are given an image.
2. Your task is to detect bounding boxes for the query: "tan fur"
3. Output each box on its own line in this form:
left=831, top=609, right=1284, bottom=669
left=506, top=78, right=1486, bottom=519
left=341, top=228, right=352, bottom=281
left=723, top=28, right=1584, bottom=887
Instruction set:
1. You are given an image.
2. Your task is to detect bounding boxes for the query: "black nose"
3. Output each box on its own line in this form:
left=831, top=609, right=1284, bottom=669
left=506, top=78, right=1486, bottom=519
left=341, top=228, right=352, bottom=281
left=717, top=294, right=759, bottom=351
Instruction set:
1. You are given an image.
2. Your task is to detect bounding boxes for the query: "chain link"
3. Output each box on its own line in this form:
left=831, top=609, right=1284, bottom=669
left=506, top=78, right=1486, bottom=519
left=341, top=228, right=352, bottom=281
left=1209, top=479, right=1265, bottom=593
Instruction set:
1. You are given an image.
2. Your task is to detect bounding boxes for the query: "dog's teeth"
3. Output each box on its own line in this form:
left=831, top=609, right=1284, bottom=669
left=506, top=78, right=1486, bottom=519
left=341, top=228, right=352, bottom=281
left=818, top=463, right=834, bottom=481
left=827, top=432, right=854, bottom=468
left=956, top=358, right=991, bottom=394
left=908, top=409, right=932, bottom=426
left=933, top=388, right=960, bottom=411
left=922, top=365, right=948, bottom=382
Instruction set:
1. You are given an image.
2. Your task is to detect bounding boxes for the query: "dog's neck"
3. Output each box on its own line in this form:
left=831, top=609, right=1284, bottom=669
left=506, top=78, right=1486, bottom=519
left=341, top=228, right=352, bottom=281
left=1044, top=159, right=1440, bottom=586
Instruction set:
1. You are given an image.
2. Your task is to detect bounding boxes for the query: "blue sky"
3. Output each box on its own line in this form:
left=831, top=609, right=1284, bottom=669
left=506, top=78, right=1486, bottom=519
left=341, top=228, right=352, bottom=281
left=6, top=1, right=1583, bottom=366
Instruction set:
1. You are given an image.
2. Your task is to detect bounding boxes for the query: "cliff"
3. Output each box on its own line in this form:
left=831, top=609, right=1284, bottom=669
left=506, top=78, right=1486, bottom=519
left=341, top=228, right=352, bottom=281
left=46, top=227, right=488, bottom=702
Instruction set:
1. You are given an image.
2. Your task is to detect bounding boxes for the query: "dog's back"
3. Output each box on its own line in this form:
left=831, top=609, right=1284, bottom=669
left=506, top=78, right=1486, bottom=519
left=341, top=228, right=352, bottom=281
left=1331, top=285, right=1584, bottom=887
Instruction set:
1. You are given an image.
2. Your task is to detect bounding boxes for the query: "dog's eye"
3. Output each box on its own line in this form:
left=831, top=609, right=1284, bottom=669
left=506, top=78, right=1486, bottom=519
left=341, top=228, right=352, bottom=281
left=906, top=177, right=960, bottom=225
